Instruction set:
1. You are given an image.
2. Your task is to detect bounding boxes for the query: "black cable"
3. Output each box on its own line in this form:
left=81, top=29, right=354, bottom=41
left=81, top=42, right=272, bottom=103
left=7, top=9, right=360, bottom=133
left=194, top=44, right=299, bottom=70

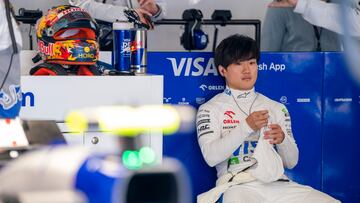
left=124, top=9, right=150, bottom=29
left=0, top=0, right=18, bottom=91
left=313, top=26, right=323, bottom=52
left=28, top=24, right=33, bottom=50
left=212, top=25, right=218, bottom=52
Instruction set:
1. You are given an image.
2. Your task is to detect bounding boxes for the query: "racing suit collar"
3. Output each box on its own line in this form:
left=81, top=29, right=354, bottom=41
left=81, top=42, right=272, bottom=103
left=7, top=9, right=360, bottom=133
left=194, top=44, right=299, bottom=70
left=226, top=86, right=256, bottom=102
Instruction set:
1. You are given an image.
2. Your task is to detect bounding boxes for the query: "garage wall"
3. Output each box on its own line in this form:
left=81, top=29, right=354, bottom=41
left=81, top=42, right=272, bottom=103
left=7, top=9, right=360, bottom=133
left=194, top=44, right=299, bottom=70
left=11, top=0, right=271, bottom=51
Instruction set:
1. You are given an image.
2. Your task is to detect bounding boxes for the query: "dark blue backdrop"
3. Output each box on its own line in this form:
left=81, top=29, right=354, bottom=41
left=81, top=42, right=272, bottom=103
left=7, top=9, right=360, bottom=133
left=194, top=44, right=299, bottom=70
left=148, top=52, right=359, bottom=203
left=322, top=53, right=360, bottom=203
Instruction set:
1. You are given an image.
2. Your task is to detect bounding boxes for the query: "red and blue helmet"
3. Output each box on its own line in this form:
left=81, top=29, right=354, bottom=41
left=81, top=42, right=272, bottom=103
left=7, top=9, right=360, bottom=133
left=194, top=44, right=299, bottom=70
left=36, top=5, right=99, bottom=65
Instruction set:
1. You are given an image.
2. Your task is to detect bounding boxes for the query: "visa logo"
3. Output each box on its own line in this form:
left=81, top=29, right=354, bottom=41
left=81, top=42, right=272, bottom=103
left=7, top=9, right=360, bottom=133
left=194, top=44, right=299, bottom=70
left=166, top=57, right=218, bottom=76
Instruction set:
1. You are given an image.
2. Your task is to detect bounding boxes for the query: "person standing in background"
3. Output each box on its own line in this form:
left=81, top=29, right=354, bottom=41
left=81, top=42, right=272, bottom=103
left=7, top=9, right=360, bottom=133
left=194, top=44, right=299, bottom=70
left=69, top=0, right=166, bottom=24
left=268, top=0, right=360, bottom=37
left=261, top=0, right=342, bottom=51
left=0, top=0, right=23, bottom=118
left=69, top=0, right=166, bottom=50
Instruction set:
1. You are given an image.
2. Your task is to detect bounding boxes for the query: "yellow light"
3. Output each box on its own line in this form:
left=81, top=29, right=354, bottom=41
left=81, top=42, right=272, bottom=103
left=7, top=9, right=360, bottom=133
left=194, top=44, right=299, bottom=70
left=98, top=106, right=140, bottom=137
left=137, top=105, right=180, bottom=135
left=65, top=111, right=88, bottom=133
left=66, top=105, right=188, bottom=137
left=97, top=105, right=180, bottom=136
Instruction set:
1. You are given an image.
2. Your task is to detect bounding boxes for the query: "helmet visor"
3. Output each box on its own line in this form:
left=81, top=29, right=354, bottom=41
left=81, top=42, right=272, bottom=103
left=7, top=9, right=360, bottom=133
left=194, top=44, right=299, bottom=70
left=54, top=28, right=96, bottom=40
left=50, top=10, right=98, bottom=37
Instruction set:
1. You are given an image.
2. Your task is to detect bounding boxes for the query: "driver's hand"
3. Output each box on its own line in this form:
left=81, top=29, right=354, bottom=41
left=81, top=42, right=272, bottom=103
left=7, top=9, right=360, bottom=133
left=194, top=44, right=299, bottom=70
left=134, top=8, right=154, bottom=29
left=138, top=0, right=159, bottom=15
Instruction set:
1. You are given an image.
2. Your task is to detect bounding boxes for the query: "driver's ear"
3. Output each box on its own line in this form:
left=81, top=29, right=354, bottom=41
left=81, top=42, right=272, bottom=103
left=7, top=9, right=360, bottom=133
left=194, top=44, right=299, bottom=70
left=218, top=65, right=226, bottom=77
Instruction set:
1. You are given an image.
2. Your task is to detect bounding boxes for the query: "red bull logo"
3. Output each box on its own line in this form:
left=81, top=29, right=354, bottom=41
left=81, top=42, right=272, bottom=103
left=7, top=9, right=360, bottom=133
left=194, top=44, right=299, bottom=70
left=38, top=41, right=54, bottom=56
left=130, top=41, right=143, bottom=52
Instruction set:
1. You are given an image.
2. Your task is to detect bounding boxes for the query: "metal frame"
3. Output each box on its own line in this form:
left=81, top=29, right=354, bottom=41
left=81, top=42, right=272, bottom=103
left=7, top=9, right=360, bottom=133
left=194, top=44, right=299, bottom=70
left=155, top=19, right=261, bottom=48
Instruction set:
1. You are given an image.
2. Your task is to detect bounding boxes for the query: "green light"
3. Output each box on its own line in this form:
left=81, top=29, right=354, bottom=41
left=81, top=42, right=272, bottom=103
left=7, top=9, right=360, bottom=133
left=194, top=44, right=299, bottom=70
left=122, top=150, right=142, bottom=170
left=139, top=147, right=156, bottom=164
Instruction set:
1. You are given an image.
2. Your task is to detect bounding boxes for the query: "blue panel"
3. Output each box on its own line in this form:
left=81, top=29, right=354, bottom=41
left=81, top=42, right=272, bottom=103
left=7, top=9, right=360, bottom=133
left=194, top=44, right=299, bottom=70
left=148, top=52, right=324, bottom=201
left=75, top=156, right=119, bottom=203
left=323, top=53, right=360, bottom=203
left=257, top=52, right=324, bottom=190
left=148, top=52, right=225, bottom=106
left=0, top=86, right=21, bottom=118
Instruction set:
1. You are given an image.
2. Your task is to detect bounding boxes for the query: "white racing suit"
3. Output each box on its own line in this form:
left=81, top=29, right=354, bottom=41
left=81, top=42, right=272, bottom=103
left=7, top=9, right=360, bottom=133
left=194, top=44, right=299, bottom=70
left=69, top=0, right=166, bottom=22
left=196, top=87, right=340, bottom=203
left=294, top=0, right=360, bottom=37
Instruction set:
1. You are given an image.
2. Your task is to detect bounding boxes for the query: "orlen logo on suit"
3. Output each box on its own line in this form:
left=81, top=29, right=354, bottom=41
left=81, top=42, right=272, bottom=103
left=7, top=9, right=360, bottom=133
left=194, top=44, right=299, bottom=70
left=223, top=111, right=239, bottom=124
left=166, top=57, right=218, bottom=76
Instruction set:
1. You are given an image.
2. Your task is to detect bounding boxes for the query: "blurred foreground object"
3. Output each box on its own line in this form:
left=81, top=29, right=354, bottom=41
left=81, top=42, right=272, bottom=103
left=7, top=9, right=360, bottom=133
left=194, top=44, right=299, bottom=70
left=65, top=104, right=196, bottom=169
left=66, top=105, right=196, bottom=136
left=0, top=118, right=29, bottom=149
left=341, top=0, right=360, bottom=86
left=0, top=146, right=191, bottom=203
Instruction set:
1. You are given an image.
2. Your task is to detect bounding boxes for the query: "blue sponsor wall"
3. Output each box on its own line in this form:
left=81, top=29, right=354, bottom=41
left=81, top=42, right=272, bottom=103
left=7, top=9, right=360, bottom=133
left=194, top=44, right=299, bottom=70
left=322, top=53, right=360, bottom=202
left=256, top=53, right=323, bottom=189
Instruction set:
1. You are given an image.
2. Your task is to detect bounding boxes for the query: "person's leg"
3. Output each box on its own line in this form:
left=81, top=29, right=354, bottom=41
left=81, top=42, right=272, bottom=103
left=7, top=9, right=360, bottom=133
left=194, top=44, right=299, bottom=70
left=222, top=183, right=266, bottom=203
left=301, top=188, right=340, bottom=203
left=265, top=181, right=340, bottom=203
